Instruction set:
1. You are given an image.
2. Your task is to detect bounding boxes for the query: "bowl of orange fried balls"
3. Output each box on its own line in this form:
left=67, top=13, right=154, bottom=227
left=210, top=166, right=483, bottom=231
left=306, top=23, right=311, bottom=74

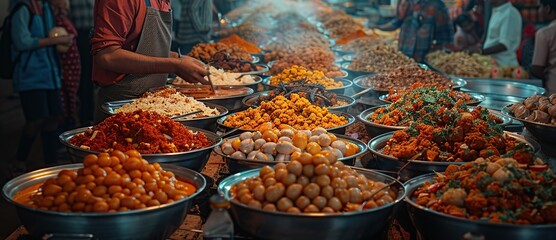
left=2, top=150, right=206, bottom=240
left=217, top=150, right=406, bottom=239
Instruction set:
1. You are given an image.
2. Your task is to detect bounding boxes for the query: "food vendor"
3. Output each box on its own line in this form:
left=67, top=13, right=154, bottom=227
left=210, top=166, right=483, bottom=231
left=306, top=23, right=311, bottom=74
left=531, top=0, right=556, bottom=95
left=91, top=0, right=209, bottom=122
left=470, top=0, right=522, bottom=67
left=372, top=0, right=454, bottom=62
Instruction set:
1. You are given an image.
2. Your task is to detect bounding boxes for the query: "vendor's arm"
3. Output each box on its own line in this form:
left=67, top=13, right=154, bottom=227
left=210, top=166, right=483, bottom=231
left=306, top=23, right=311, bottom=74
left=95, top=46, right=209, bottom=84
left=530, top=30, right=548, bottom=79
left=92, top=0, right=207, bottom=84
left=11, top=6, right=72, bottom=51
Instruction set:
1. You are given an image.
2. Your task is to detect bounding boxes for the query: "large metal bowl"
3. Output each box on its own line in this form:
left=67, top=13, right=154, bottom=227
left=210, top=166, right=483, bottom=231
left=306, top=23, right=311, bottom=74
left=367, top=132, right=540, bottom=182
left=460, top=79, right=545, bottom=98
left=217, top=167, right=406, bottom=240
left=378, top=92, right=486, bottom=106
left=59, top=126, right=222, bottom=172
left=214, top=133, right=368, bottom=173
left=235, top=63, right=269, bottom=75
left=478, top=94, right=525, bottom=111
left=242, top=91, right=356, bottom=113
left=168, top=75, right=262, bottom=92
left=501, top=104, right=556, bottom=143
left=216, top=110, right=356, bottom=135
left=404, top=173, right=556, bottom=240
left=194, top=86, right=254, bottom=112
left=261, top=77, right=353, bottom=95
left=358, top=105, right=512, bottom=139
left=101, top=101, right=228, bottom=132
left=2, top=163, right=206, bottom=240
left=340, top=62, right=375, bottom=80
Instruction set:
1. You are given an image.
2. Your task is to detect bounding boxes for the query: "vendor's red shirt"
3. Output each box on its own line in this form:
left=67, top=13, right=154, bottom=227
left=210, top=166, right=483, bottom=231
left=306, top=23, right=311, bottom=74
left=91, top=0, right=171, bottom=87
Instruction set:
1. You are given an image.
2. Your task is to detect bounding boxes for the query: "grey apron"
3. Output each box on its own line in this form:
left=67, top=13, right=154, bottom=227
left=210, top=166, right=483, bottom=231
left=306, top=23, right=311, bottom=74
left=94, top=0, right=172, bottom=122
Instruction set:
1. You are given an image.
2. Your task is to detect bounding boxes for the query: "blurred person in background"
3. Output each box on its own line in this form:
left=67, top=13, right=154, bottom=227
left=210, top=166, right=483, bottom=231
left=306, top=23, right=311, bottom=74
left=69, top=0, right=95, bottom=126
left=10, top=0, right=74, bottom=173
left=372, top=0, right=454, bottom=62
left=452, top=13, right=481, bottom=51
left=171, top=0, right=182, bottom=51
left=174, top=0, right=214, bottom=53
left=531, top=0, right=556, bottom=95
left=92, top=0, right=208, bottom=122
left=52, top=0, right=81, bottom=130
left=470, top=0, right=522, bottom=67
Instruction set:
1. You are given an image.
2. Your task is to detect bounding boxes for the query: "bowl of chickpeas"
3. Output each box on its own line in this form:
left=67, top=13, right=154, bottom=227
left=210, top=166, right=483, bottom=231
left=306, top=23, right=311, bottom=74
left=214, top=127, right=368, bottom=174
left=2, top=151, right=206, bottom=240
left=217, top=155, right=406, bottom=239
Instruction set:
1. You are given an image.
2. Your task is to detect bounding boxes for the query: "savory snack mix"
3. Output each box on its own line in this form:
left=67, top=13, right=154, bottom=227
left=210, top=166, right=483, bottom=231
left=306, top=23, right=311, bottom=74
left=69, top=110, right=212, bottom=154
left=359, top=65, right=453, bottom=91
left=269, top=65, right=343, bottom=89
left=413, top=157, right=555, bottom=224
left=223, top=94, right=348, bottom=131
left=348, top=45, right=415, bottom=73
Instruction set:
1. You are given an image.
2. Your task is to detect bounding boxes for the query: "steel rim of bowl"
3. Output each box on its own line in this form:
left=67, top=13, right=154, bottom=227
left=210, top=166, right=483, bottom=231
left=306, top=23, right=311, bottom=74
left=501, top=104, right=556, bottom=129
left=214, top=133, right=368, bottom=164
left=2, top=163, right=206, bottom=217
left=340, top=62, right=375, bottom=76
left=403, top=173, right=556, bottom=229
left=101, top=101, right=229, bottom=121
left=216, top=110, right=356, bottom=132
left=219, top=167, right=406, bottom=217
left=235, top=63, right=269, bottom=75
left=262, top=77, right=353, bottom=92
left=242, top=91, right=356, bottom=110
left=196, top=86, right=255, bottom=101
left=368, top=131, right=540, bottom=166
left=459, top=79, right=546, bottom=97
left=59, top=126, right=223, bottom=158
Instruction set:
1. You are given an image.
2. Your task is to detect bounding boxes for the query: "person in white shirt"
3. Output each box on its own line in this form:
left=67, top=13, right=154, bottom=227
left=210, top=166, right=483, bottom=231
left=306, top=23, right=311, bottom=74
left=531, top=0, right=556, bottom=95
left=472, top=0, right=522, bottom=66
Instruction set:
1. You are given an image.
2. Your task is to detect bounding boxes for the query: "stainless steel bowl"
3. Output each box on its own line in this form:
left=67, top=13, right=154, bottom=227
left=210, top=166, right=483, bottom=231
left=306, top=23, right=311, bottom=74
left=404, top=173, right=556, bottom=240
left=501, top=104, right=556, bottom=143
left=214, top=133, right=368, bottom=173
left=478, top=94, right=525, bottom=111
left=195, top=86, right=255, bottom=112
left=59, top=126, right=222, bottom=172
left=367, top=132, right=540, bottom=182
left=101, top=101, right=228, bottom=132
left=261, top=77, right=353, bottom=95
left=236, top=63, right=269, bottom=75
left=358, top=105, right=512, bottom=139
left=217, top=167, right=406, bottom=240
left=460, top=79, right=545, bottom=98
left=378, top=92, right=485, bottom=106
left=2, top=164, right=206, bottom=240
left=242, top=91, right=356, bottom=113
left=330, top=44, right=355, bottom=56
left=340, top=62, right=375, bottom=80
left=216, top=75, right=263, bottom=92
left=216, top=110, right=355, bottom=135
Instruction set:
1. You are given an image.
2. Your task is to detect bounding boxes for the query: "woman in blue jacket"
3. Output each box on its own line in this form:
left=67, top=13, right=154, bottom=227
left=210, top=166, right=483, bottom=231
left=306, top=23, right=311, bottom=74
left=11, top=0, right=74, bottom=173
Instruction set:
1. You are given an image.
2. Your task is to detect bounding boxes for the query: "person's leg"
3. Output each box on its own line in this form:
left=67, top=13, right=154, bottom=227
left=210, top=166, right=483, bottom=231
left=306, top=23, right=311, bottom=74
left=15, top=90, right=50, bottom=171
left=76, top=28, right=94, bottom=126
left=42, top=89, right=63, bottom=165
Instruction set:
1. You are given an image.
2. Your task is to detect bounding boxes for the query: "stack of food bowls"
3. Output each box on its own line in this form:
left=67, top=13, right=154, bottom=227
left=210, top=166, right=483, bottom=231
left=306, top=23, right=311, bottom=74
left=59, top=126, right=222, bottom=172
left=217, top=168, right=406, bottom=239
left=102, top=100, right=228, bottom=132
left=242, top=91, right=356, bottom=113
left=213, top=133, right=367, bottom=173
left=2, top=164, right=206, bottom=240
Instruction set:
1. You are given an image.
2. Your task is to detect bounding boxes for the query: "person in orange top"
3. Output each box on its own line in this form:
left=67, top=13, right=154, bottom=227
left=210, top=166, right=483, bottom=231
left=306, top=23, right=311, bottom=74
left=91, top=0, right=209, bottom=122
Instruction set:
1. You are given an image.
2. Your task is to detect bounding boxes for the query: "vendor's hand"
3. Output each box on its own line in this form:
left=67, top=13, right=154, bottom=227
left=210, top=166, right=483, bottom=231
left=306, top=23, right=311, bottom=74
left=174, top=56, right=210, bottom=85
left=467, top=45, right=482, bottom=54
